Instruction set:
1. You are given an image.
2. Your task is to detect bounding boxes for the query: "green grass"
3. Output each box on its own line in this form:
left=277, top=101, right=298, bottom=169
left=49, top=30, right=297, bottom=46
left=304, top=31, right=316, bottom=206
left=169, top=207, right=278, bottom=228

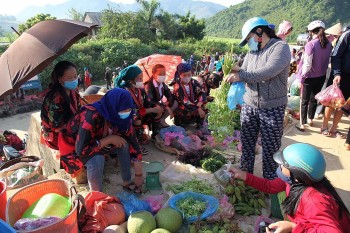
left=0, top=37, right=9, bottom=42
left=204, top=36, right=241, bottom=44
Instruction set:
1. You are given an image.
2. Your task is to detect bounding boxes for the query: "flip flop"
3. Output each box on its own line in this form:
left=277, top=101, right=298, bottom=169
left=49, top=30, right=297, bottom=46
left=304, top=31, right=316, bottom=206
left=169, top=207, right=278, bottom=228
left=295, top=125, right=305, bottom=132
left=332, top=131, right=346, bottom=139
left=321, top=128, right=331, bottom=137
left=122, top=182, right=136, bottom=192
left=344, top=143, right=350, bottom=150
left=140, top=147, right=149, bottom=156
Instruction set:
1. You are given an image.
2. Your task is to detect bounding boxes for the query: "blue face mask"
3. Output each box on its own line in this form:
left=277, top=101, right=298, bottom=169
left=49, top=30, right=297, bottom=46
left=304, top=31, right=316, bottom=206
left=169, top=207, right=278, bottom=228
left=118, top=111, right=131, bottom=119
left=248, top=37, right=259, bottom=51
left=63, top=79, right=78, bottom=90
left=276, top=166, right=292, bottom=184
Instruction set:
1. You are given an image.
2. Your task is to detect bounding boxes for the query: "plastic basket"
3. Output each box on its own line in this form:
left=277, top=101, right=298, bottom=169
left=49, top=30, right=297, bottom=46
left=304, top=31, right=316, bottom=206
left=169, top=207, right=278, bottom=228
left=270, top=192, right=285, bottom=220
left=6, top=179, right=82, bottom=233
left=168, top=191, right=219, bottom=223
left=0, top=156, right=42, bottom=174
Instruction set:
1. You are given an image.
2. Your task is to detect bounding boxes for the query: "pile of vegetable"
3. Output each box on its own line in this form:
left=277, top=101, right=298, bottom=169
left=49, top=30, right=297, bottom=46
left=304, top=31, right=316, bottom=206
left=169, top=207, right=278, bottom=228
left=178, top=148, right=228, bottom=173
left=200, top=151, right=227, bottom=173
left=176, top=196, right=207, bottom=218
left=225, top=179, right=267, bottom=216
left=207, top=48, right=241, bottom=144
left=167, top=178, right=215, bottom=196
left=189, top=219, right=243, bottom=233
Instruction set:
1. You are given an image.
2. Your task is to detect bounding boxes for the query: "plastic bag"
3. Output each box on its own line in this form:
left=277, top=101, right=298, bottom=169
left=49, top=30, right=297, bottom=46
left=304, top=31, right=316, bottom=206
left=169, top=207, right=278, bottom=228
left=287, top=95, right=300, bottom=112
left=143, top=195, right=165, bottom=214
left=315, top=84, right=345, bottom=108
left=288, top=73, right=296, bottom=89
left=207, top=195, right=235, bottom=221
left=177, top=135, right=203, bottom=152
left=227, top=82, right=245, bottom=110
left=164, top=132, right=185, bottom=146
left=290, top=78, right=301, bottom=96
left=159, top=126, right=187, bottom=141
left=168, top=191, right=219, bottom=223
left=116, top=192, right=151, bottom=217
left=14, top=216, right=61, bottom=230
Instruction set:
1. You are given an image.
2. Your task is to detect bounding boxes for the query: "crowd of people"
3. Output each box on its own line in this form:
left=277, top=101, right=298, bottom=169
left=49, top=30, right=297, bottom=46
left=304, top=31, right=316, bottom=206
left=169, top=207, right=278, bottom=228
left=38, top=16, right=350, bottom=232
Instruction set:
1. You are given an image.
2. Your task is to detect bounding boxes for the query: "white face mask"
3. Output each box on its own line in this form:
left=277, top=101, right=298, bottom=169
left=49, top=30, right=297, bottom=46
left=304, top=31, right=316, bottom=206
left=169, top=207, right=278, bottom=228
left=133, top=81, right=143, bottom=88
left=182, top=77, right=192, bottom=84
left=157, top=75, right=166, bottom=83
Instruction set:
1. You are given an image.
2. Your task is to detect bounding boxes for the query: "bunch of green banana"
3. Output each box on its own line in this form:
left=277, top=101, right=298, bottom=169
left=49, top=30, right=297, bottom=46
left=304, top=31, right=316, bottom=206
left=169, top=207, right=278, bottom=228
left=224, top=180, right=267, bottom=216
left=189, top=218, right=244, bottom=233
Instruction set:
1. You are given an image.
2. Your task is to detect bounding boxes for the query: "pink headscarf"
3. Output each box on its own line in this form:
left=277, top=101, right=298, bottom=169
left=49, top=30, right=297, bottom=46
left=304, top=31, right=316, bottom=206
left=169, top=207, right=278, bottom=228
left=277, top=21, right=293, bottom=41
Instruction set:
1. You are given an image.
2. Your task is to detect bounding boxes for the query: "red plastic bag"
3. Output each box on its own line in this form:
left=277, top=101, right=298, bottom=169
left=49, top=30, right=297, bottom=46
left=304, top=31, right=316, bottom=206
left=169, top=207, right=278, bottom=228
left=315, top=85, right=345, bottom=108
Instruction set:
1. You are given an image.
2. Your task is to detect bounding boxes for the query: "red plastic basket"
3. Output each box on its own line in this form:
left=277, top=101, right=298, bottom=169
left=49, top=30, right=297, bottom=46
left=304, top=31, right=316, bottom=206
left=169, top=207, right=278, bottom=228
left=6, top=179, right=82, bottom=233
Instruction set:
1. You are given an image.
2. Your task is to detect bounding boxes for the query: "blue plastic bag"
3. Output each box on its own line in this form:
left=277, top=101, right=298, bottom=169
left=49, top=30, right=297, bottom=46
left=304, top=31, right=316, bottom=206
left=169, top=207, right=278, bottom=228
left=227, top=82, right=245, bottom=110
left=116, top=192, right=151, bottom=217
left=168, top=191, right=219, bottom=223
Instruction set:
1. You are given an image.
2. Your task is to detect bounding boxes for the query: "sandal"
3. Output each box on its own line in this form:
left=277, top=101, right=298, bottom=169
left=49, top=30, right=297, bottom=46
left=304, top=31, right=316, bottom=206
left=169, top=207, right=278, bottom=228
left=344, top=143, right=350, bottom=150
left=295, top=125, right=305, bottom=132
left=122, top=182, right=136, bottom=192
left=134, top=186, right=143, bottom=195
left=321, top=128, right=331, bottom=137
left=140, top=147, right=149, bottom=156
left=331, top=131, right=346, bottom=139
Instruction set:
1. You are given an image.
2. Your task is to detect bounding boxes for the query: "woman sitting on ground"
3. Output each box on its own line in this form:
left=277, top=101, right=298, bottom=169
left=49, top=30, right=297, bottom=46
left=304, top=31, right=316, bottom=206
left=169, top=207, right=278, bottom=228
left=144, top=64, right=178, bottom=128
left=58, top=88, right=143, bottom=193
left=229, top=143, right=350, bottom=233
left=172, top=63, right=207, bottom=128
left=198, top=71, right=222, bottom=102
left=115, top=65, right=164, bottom=144
left=41, top=61, right=81, bottom=150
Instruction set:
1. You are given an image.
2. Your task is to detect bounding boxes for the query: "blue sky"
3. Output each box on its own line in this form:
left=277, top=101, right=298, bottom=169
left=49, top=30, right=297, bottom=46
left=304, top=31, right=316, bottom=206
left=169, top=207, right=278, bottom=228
left=0, top=0, right=244, bottom=15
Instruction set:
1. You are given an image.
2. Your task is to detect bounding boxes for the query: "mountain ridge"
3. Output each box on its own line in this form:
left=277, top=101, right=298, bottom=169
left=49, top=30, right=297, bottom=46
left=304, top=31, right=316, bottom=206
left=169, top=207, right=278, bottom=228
left=205, top=0, right=350, bottom=41
left=15, top=0, right=227, bottom=22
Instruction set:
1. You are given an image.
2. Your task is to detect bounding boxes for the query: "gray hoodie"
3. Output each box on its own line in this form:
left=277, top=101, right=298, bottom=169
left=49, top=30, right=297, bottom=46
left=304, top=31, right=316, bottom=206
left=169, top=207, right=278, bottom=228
left=239, top=38, right=291, bottom=109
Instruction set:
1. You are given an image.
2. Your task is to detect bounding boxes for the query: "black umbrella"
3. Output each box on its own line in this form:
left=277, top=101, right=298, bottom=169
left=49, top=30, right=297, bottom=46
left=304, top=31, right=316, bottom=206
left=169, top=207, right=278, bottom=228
left=0, top=19, right=97, bottom=99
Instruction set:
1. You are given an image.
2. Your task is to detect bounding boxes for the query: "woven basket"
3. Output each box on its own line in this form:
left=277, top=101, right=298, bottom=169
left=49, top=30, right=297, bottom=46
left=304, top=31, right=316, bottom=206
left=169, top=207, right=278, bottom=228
left=80, top=94, right=103, bottom=105
left=6, top=179, right=81, bottom=233
left=0, top=156, right=42, bottom=174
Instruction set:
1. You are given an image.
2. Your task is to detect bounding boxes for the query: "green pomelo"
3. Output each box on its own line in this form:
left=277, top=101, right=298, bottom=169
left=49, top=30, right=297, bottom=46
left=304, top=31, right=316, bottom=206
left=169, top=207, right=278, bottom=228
left=127, top=211, right=156, bottom=233
left=155, top=207, right=183, bottom=233
left=151, top=229, right=171, bottom=233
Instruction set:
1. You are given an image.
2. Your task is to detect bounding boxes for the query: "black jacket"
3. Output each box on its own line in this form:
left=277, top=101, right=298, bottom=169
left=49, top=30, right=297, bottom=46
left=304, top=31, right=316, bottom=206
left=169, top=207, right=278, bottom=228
left=331, top=27, right=350, bottom=76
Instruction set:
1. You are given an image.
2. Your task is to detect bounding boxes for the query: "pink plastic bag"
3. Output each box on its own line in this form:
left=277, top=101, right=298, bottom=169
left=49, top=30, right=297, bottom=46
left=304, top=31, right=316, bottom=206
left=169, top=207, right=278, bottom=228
left=164, top=132, right=185, bottom=146
left=143, top=195, right=164, bottom=214
left=315, top=85, right=345, bottom=108
left=207, top=195, right=235, bottom=221
left=177, top=135, right=203, bottom=152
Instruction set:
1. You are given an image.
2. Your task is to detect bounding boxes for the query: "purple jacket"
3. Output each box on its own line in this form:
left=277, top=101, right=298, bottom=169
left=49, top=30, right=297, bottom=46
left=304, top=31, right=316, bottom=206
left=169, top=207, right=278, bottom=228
left=297, top=38, right=332, bottom=84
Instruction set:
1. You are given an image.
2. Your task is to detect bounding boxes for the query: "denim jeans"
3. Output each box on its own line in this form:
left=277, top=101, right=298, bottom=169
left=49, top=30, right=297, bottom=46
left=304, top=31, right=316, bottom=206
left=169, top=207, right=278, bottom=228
left=110, top=143, right=132, bottom=183
left=85, top=154, right=105, bottom=191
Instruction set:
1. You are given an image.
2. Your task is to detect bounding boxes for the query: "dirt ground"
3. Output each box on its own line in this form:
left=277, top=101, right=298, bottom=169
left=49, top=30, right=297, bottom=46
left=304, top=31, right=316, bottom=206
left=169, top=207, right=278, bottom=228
left=1, top=110, right=349, bottom=212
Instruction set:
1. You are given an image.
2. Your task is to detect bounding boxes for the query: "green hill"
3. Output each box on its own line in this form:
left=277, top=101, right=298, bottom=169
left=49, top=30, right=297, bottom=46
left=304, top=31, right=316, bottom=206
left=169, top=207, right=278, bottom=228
left=205, top=0, right=350, bottom=42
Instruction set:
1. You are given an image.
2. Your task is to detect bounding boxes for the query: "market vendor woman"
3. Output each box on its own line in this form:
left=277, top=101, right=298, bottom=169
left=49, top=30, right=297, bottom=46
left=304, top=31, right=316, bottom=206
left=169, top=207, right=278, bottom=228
left=115, top=65, right=164, bottom=143
left=41, top=61, right=80, bottom=150
left=58, top=88, right=143, bottom=193
left=172, top=63, right=207, bottom=128
left=229, top=143, right=350, bottom=233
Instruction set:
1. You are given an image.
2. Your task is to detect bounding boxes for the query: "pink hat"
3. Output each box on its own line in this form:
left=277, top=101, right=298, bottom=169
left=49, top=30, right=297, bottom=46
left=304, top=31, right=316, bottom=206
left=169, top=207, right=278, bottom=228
left=277, top=21, right=293, bottom=35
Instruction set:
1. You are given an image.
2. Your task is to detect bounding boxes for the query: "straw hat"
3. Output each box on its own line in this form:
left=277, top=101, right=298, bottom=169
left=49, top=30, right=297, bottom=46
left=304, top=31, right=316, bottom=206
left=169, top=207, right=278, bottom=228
left=325, top=23, right=343, bottom=36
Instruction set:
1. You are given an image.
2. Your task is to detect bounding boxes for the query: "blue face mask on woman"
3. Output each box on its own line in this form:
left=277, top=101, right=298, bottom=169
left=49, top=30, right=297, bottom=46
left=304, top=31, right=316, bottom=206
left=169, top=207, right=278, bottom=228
left=248, top=37, right=259, bottom=51
left=276, top=166, right=292, bottom=184
left=118, top=111, right=131, bottom=119
left=63, top=79, right=78, bottom=90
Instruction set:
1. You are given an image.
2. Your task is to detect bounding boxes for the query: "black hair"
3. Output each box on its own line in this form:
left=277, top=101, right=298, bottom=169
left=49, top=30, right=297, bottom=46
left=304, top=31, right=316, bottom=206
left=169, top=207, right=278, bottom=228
left=207, top=73, right=222, bottom=88
left=50, top=61, right=77, bottom=87
left=282, top=176, right=349, bottom=218
left=46, top=61, right=77, bottom=111
left=251, top=25, right=281, bottom=40
left=312, top=27, right=329, bottom=48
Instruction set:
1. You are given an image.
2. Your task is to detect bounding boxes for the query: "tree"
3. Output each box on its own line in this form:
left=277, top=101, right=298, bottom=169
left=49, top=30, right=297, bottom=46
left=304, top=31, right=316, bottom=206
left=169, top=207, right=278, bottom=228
left=18, top=14, right=56, bottom=34
left=154, top=11, right=178, bottom=40
left=136, top=0, right=160, bottom=32
left=66, top=8, right=84, bottom=21
left=177, top=11, right=205, bottom=40
left=100, top=8, right=155, bottom=44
